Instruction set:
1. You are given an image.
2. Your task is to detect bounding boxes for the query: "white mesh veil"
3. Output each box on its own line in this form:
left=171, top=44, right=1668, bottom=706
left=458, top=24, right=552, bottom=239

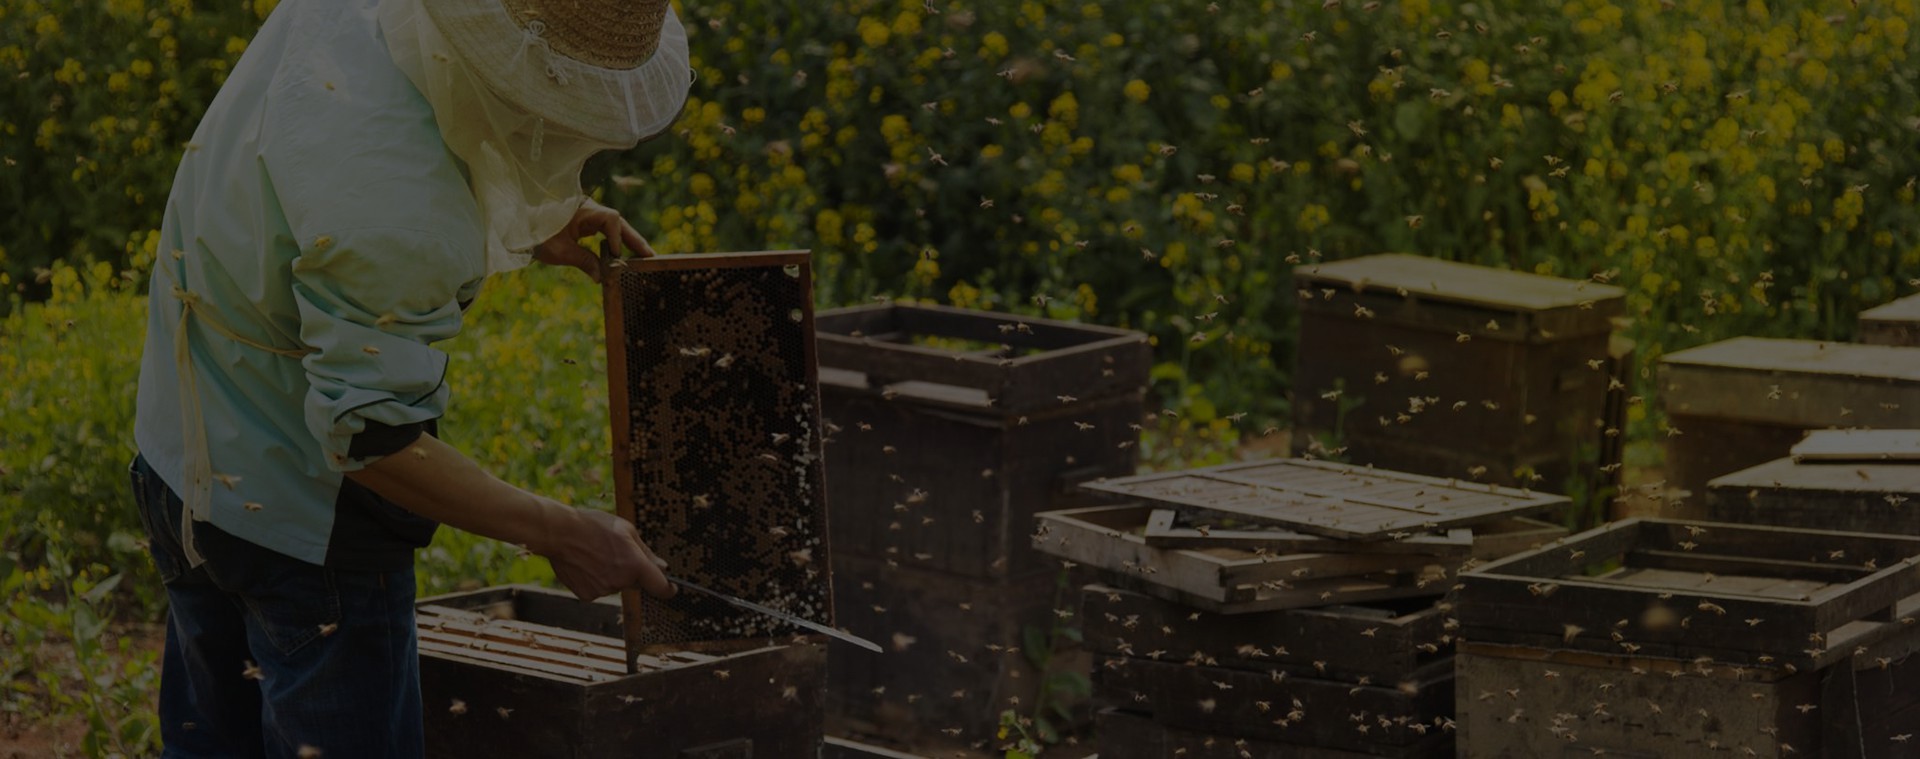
left=378, top=0, right=692, bottom=274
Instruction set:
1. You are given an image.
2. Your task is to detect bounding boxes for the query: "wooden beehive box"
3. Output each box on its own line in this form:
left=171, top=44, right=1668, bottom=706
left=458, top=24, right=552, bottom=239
left=815, top=302, right=1150, bottom=580
left=1457, top=519, right=1920, bottom=670
left=416, top=585, right=826, bottom=759
left=1860, top=293, right=1920, bottom=347
left=1456, top=620, right=1920, bottom=759
left=1658, top=337, right=1920, bottom=514
left=415, top=251, right=844, bottom=757
left=1096, top=708, right=1452, bottom=759
left=1290, top=254, right=1626, bottom=491
left=825, top=553, right=1079, bottom=746
left=1093, top=654, right=1455, bottom=756
left=1706, top=445, right=1920, bottom=537
left=1080, top=584, right=1450, bottom=684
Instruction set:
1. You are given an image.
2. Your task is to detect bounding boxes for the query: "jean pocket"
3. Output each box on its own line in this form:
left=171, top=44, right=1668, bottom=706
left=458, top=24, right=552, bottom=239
left=128, top=456, right=183, bottom=583
left=210, top=550, right=344, bottom=657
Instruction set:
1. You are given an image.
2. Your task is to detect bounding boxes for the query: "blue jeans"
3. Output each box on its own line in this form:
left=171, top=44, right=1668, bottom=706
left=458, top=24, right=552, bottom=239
left=129, top=454, right=424, bottom=758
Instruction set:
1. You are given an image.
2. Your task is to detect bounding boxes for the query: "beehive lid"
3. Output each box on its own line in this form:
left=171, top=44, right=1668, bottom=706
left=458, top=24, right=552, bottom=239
left=1659, top=338, right=1920, bottom=428
left=1711, top=456, right=1920, bottom=496
left=1293, top=255, right=1624, bottom=342
left=1861, top=293, right=1920, bottom=324
left=1792, top=430, right=1920, bottom=462
left=1081, top=458, right=1567, bottom=541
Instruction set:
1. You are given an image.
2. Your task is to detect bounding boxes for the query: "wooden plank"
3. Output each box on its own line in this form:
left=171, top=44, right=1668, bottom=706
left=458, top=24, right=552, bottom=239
left=1623, top=550, right=1877, bottom=585
left=1659, top=338, right=1920, bottom=429
left=1083, top=459, right=1566, bottom=541
left=1712, top=456, right=1920, bottom=497
left=1455, top=646, right=1823, bottom=759
left=821, top=737, right=927, bottom=759
left=1293, top=254, right=1625, bottom=318
left=1707, top=457, right=1920, bottom=536
left=1858, top=293, right=1920, bottom=348
left=1094, top=655, right=1455, bottom=752
left=1095, top=707, right=1454, bottom=759
left=1080, top=583, right=1448, bottom=682
left=1791, top=430, right=1920, bottom=462
left=1033, top=505, right=1446, bottom=602
left=1104, top=569, right=1449, bottom=615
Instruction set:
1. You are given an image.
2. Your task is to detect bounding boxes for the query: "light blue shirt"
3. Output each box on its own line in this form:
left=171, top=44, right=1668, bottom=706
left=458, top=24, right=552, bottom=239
left=135, top=0, right=486, bottom=566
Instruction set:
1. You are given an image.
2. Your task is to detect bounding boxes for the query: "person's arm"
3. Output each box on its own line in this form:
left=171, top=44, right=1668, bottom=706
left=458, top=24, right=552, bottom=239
left=347, top=432, right=672, bottom=601
left=288, top=223, right=669, bottom=601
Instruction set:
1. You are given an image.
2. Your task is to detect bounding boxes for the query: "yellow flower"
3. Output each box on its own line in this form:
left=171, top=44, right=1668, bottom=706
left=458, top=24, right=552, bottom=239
left=1123, top=79, right=1151, bottom=103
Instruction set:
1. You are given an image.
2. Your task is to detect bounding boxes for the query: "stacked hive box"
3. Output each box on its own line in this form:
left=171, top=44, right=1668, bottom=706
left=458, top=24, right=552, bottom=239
left=1860, top=293, right=1920, bottom=347
left=1658, top=338, right=1920, bottom=514
left=814, top=303, right=1150, bottom=745
left=1036, top=459, right=1573, bottom=757
left=1456, top=518, right=1920, bottom=758
left=420, top=252, right=835, bottom=757
left=1290, top=254, right=1628, bottom=497
left=1707, top=430, right=1920, bottom=535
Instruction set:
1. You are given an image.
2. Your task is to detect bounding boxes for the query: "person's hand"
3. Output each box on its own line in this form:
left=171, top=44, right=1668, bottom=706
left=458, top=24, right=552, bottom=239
left=533, top=198, right=656, bottom=283
left=537, top=504, right=676, bottom=602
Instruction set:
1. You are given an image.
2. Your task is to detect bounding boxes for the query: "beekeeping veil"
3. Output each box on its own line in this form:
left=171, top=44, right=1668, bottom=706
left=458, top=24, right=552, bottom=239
left=379, top=0, right=692, bottom=275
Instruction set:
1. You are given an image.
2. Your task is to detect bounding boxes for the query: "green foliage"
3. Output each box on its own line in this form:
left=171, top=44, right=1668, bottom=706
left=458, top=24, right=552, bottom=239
left=0, top=0, right=281, bottom=305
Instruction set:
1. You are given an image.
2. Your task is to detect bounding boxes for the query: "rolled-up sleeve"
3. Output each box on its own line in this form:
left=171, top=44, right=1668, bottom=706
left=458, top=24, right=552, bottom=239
left=290, top=226, right=483, bottom=472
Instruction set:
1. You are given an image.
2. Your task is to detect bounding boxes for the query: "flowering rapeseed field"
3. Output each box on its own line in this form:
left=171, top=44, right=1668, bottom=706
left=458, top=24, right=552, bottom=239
left=4, top=0, right=1919, bottom=754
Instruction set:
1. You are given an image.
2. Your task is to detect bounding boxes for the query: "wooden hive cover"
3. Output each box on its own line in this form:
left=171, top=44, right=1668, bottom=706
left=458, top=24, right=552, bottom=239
left=1659, top=337, right=1920, bottom=428
left=1706, top=455, right=1920, bottom=536
left=1858, top=293, right=1920, bottom=330
left=602, top=251, right=834, bottom=654
left=1791, top=429, right=1920, bottom=462
left=1080, top=458, right=1567, bottom=541
left=1292, top=253, right=1625, bottom=342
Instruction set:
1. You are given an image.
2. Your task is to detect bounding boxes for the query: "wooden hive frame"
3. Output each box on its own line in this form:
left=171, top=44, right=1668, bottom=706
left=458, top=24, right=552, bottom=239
left=600, top=250, right=836, bottom=665
left=1458, top=518, right=1920, bottom=669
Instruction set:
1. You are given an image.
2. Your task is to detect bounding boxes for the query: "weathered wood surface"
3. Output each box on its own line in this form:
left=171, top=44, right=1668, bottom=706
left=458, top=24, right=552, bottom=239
left=827, top=553, right=1077, bottom=746
left=1791, top=429, right=1920, bottom=462
left=1859, top=293, right=1920, bottom=347
left=822, top=380, right=1141, bottom=580
left=1082, top=459, right=1567, bottom=541
left=821, top=736, right=928, bottom=759
left=1457, top=519, right=1920, bottom=669
left=1139, top=509, right=1568, bottom=561
left=1093, top=655, right=1454, bottom=754
left=1707, top=456, right=1920, bottom=536
left=1660, top=338, right=1920, bottom=429
left=417, top=585, right=827, bottom=759
left=1289, top=255, right=1626, bottom=491
left=1033, top=505, right=1451, bottom=603
left=1292, top=254, right=1625, bottom=340
left=814, top=302, right=1152, bottom=413
left=1079, top=584, right=1449, bottom=683
left=1457, top=636, right=1920, bottom=759
left=1094, top=708, right=1454, bottom=759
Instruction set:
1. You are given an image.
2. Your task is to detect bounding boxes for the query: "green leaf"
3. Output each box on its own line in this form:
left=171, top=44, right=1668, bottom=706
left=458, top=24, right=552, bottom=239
left=1034, top=715, right=1059, bottom=744
left=1022, top=625, right=1051, bottom=670
left=81, top=572, right=122, bottom=606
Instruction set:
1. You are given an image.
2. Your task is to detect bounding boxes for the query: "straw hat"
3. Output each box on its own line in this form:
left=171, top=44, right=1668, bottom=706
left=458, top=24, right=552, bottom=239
left=421, top=0, right=691, bottom=144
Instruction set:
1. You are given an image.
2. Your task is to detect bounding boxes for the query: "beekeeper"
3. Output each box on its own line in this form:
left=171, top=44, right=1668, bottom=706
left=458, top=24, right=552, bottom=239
left=128, top=0, right=690, bottom=754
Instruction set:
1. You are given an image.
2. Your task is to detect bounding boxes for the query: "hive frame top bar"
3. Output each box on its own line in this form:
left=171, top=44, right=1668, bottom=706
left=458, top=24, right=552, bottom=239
left=612, top=249, right=810, bottom=272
